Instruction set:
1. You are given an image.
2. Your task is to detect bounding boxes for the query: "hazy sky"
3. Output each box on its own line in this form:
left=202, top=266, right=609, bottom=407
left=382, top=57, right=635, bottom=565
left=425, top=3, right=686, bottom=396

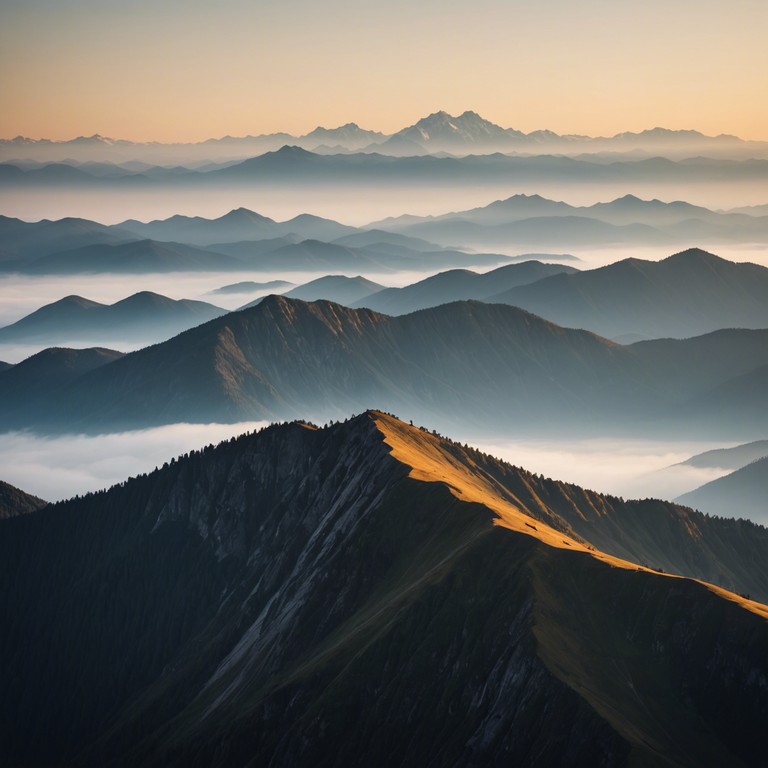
left=1, top=0, right=766, bottom=141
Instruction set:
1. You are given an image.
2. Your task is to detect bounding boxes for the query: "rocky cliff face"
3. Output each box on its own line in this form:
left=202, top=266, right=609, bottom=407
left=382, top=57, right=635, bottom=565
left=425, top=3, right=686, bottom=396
left=1, top=413, right=766, bottom=767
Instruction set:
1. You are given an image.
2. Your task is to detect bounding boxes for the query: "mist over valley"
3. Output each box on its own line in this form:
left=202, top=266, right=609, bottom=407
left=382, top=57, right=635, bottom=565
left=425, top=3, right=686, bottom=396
left=3, top=18, right=768, bottom=757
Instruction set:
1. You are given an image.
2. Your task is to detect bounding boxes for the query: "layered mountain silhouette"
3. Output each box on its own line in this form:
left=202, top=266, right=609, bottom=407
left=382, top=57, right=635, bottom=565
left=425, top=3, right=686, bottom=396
left=118, top=208, right=359, bottom=246
left=209, top=279, right=294, bottom=296
left=3, top=206, right=766, bottom=278
left=4, top=112, right=766, bottom=163
left=0, top=214, right=134, bottom=260
left=3, top=239, right=242, bottom=274
left=675, top=440, right=768, bottom=471
left=5, top=154, right=767, bottom=203
left=0, top=291, right=226, bottom=344
left=239, top=275, right=384, bottom=309
left=372, top=193, right=768, bottom=248
left=355, top=261, right=577, bottom=314
left=0, top=212, right=513, bottom=274
left=0, top=480, right=46, bottom=519
left=0, top=346, right=123, bottom=413
left=276, top=275, right=384, bottom=305
left=2, top=296, right=766, bottom=436
left=677, top=457, right=768, bottom=524
left=1, top=412, right=767, bottom=767
left=489, top=249, right=768, bottom=338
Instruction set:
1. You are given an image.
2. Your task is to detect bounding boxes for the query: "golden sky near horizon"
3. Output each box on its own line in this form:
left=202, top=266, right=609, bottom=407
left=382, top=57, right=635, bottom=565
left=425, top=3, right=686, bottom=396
left=1, top=0, right=766, bottom=142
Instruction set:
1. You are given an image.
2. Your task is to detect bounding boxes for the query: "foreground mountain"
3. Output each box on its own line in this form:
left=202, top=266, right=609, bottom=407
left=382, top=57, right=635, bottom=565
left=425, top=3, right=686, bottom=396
left=0, top=291, right=226, bottom=344
left=2, top=296, right=767, bottom=437
left=355, top=260, right=577, bottom=315
left=0, top=480, right=46, bottom=519
left=1, top=412, right=766, bottom=767
left=491, top=249, right=768, bottom=339
left=677, top=457, right=768, bottom=524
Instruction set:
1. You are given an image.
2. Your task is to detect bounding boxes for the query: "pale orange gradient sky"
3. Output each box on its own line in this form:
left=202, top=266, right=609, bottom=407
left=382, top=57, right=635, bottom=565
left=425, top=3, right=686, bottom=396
left=1, top=0, right=766, bottom=142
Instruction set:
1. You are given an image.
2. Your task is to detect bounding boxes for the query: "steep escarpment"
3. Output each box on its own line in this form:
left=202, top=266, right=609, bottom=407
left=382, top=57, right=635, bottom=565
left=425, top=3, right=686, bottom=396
left=1, top=413, right=766, bottom=767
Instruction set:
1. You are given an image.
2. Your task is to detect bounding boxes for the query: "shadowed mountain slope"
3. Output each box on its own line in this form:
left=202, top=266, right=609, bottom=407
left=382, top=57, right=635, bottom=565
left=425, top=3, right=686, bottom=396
left=0, top=346, right=124, bottom=407
left=209, top=279, right=293, bottom=296
left=371, top=193, right=768, bottom=249
left=280, top=275, right=384, bottom=304
left=490, top=249, right=768, bottom=338
left=1, top=412, right=767, bottom=767
left=117, top=208, right=358, bottom=245
left=238, top=275, right=385, bottom=309
left=0, top=214, right=135, bottom=260
left=0, top=480, right=47, bottom=519
left=682, top=363, right=768, bottom=433
left=676, top=440, right=768, bottom=471
left=355, top=260, right=577, bottom=314
left=0, top=291, right=226, bottom=343
left=18, top=239, right=242, bottom=274
left=677, top=457, right=768, bottom=524
left=1, top=297, right=767, bottom=436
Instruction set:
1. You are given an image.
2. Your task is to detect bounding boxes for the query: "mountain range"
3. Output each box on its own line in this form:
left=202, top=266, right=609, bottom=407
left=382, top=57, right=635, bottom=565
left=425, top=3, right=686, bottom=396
left=347, top=248, right=764, bottom=340
left=2, top=295, right=766, bottom=437
left=485, top=248, right=768, bottom=339
left=2, top=412, right=767, bottom=766
left=0, top=291, right=226, bottom=345
left=3, top=199, right=767, bottom=278
left=4, top=151, right=768, bottom=202
left=3, top=111, right=767, bottom=164
left=0, top=211, right=513, bottom=274
left=372, top=193, right=768, bottom=249
left=355, top=261, right=577, bottom=315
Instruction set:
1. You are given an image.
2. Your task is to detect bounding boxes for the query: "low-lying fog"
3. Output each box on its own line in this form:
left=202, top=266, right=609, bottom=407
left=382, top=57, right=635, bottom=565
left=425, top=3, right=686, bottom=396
left=0, top=422, right=268, bottom=502
left=0, top=421, right=733, bottom=511
left=463, top=434, right=730, bottom=502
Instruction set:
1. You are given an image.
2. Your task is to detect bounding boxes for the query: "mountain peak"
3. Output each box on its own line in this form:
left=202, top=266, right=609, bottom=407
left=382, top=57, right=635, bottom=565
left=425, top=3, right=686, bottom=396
left=4, top=408, right=768, bottom=766
left=663, top=247, right=725, bottom=265
left=218, top=207, right=273, bottom=223
left=274, top=144, right=313, bottom=156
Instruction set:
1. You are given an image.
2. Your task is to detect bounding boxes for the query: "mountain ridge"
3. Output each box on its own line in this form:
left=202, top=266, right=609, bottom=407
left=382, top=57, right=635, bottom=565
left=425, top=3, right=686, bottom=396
left=4, top=111, right=765, bottom=164
left=2, top=295, right=767, bottom=437
left=2, top=411, right=767, bottom=766
left=0, top=291, right=226, bottom=343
